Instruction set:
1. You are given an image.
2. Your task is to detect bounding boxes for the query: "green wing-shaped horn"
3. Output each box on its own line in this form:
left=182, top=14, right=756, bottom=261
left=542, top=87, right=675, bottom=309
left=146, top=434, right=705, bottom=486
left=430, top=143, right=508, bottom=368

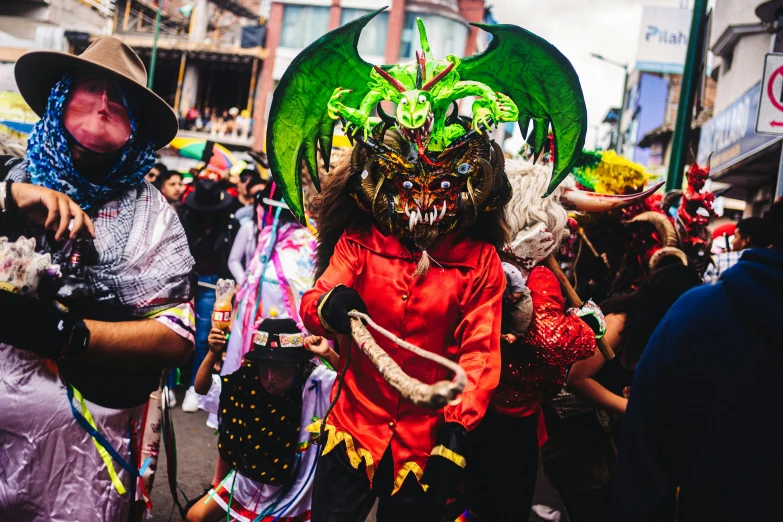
left=457, top=24, right=587, bottom=196
left=266, top=7, right=386, bottom=222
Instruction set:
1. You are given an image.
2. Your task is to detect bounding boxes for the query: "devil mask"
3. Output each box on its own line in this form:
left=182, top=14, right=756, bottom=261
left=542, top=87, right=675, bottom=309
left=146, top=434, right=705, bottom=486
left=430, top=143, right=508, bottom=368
left=265, top=8, right=592, bottom=252
left=346, top=127, right=509, bottom=248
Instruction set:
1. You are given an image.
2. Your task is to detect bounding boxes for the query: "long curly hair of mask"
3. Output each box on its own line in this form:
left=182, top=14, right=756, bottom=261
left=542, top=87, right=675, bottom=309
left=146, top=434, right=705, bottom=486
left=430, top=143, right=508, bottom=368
left=504, top=159, right=574, bottom=249
left=310, top=146, right=509, bottom=280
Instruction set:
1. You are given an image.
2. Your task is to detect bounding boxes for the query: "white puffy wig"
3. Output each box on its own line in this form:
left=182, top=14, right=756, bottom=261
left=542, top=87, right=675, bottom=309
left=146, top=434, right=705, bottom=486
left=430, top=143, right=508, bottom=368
left=504, top=159, right=574, bottom=248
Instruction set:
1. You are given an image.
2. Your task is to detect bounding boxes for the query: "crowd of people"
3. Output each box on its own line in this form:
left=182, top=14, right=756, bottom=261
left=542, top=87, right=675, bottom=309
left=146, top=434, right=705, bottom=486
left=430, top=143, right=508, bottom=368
left=180, top=107, right=252, bottom=139
left=0, top=26, right=781, bottom=522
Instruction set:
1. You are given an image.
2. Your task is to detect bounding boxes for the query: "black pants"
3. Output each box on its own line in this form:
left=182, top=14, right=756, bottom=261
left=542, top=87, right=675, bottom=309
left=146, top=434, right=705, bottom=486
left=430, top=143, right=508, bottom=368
left=559, top=483, right=612, bottom=522
left=465, top=409, right=540, bottom=521
left=311, top=443, right=440, bottom=522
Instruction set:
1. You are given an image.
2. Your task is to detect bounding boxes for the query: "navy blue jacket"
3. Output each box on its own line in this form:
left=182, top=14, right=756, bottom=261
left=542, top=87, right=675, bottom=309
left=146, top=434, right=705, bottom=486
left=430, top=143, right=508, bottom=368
left=611, top=248, right=783, bottom=521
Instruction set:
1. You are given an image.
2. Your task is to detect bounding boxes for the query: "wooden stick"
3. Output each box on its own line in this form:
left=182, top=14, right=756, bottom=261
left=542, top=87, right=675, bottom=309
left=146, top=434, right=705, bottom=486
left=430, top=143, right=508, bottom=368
left=544, top=256, right=615, bottom=360
left=349, top=312, right=467, bottom=409
left=578, top=228, right=611, bottom=269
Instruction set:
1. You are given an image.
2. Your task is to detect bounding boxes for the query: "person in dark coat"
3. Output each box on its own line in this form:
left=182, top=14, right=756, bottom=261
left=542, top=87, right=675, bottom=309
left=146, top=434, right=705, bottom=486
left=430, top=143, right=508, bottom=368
left=611, top=201, right=783, bottom=522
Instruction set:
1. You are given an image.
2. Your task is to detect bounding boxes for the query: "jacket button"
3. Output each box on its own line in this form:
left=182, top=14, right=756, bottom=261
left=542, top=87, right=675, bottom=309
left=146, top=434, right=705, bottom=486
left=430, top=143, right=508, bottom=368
left=402, top=294, right=408, bottom=301
left=388, top=421, right=395, bottom=429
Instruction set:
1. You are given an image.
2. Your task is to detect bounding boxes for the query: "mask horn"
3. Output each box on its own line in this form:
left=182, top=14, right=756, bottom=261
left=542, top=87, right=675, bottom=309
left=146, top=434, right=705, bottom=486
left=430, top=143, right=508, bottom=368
left=625, top=211, right=688, bottom=269
left=473, top=158, right=497, bottom=208
left=472, top=141, right=508, bottom=209
left=560, top=181, right=664, bottom=212
left=688, top=143, right=697, bottom=163
left=374, top=65, right=406, bottom=93
left=422, top=62, right=455, bottom=91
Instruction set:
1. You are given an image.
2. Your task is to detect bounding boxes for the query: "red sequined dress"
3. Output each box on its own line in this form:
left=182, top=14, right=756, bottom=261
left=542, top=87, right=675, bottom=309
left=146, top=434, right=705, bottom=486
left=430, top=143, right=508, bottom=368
left=491, top=265, right=596, bottom=418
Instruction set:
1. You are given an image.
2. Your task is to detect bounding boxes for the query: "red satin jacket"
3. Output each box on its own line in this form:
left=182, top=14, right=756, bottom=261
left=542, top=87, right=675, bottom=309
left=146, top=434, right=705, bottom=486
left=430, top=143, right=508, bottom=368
left=301, top=226, right=504, bottom=493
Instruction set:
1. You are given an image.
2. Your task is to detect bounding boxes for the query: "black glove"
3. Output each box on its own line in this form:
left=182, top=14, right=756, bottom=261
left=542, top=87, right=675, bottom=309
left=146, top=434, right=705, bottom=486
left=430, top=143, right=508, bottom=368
left=0, top=291, right=87, bottom=359
left=317, top=284, right=368, bottom=335
left=421, top=422, right=470, bottom=516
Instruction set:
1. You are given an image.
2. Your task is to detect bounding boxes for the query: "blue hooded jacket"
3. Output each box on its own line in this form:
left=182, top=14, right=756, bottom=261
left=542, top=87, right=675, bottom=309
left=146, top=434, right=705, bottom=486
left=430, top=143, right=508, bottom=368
left=611, top=248, right=783, bottom=521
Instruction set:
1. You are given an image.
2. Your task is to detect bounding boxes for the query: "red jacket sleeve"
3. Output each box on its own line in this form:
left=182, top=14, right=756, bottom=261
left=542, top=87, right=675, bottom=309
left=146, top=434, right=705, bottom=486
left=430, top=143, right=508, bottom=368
left=523, top=266, right=596, bottom=368
left=300, top=233, right=361, bottom=338
left=444, top=246, right=504, bottom=430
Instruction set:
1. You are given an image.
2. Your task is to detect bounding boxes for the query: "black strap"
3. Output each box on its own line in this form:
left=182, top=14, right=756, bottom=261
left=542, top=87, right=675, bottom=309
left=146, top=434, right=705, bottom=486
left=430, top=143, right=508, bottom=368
left=0, top=156, right=22, bottom=181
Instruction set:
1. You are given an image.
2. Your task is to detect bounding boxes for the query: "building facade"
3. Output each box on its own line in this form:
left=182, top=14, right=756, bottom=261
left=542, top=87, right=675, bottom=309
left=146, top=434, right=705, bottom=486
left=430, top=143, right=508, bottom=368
left=0, top=0, right=113, bottom=60
left=109, top=0, right=265, bottom=147
left=697, top=0, right=781, bottom=216
left=636, top=74, right=716, bottom=177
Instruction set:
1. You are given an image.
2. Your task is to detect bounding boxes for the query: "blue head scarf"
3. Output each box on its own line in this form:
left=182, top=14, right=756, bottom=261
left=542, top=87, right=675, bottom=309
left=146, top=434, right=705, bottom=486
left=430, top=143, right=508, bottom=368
left=25, top=76, right=156, bottom=210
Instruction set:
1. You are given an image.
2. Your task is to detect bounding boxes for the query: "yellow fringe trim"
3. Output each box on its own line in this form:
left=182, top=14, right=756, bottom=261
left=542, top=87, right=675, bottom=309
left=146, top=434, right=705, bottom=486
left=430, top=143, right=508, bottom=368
left=392, top=461, right=427, bottom=495
left=430, top=444, right=467, bottom=469
left=307, top=421, right=376, bottom=481
left=307, top=421, right=429, bottom=494
left=316, top=287, right=338, bottom=334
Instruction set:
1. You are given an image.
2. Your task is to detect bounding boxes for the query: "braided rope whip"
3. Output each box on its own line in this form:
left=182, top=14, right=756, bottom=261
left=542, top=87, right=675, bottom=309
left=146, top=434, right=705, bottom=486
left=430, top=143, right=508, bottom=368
left=348, top=310, right=467, bottom=409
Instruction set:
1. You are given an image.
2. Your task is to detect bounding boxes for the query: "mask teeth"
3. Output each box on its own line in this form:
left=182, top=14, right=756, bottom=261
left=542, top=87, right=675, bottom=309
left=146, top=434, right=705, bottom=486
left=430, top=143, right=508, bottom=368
left=404, top=202, right=411, bottom=217
left=409, top=209, right=417, bottom=231
left=440, top=200, right=447, bottom=220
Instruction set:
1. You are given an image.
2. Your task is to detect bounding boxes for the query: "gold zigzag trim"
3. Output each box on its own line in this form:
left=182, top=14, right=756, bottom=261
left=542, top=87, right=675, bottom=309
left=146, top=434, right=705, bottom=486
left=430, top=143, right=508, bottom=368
left=307, top=420, right=376, bottom=481
left=316, top=287, right=339, bottom=334
left=430, top=444, right=467, bottom=469
left=307, top=421, right=429, bottom=494
left=392, top=461, right=427, bottom=495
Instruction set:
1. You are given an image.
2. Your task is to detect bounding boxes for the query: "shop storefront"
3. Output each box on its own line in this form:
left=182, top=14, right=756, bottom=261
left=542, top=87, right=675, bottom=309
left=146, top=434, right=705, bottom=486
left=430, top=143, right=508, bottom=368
left=698, top=81, right=780, bottom=215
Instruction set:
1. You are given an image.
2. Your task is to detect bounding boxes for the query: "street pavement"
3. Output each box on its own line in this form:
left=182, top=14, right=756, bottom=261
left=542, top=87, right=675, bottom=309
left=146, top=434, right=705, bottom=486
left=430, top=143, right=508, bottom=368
left=148, top=389, right=563, bottom=522
left=148, top=392, right=218, bottom=522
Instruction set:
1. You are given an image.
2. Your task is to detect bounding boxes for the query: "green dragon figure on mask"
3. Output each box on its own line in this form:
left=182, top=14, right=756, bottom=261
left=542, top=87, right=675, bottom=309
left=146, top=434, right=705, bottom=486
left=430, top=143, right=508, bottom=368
left=267, top=7, right=587, bottom=226
left=327, top=19, right=519, bottom=154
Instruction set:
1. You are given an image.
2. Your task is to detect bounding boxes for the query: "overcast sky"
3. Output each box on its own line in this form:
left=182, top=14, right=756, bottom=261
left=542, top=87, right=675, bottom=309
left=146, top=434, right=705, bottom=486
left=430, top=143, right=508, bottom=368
left=487, top=0, right=686, bottom=148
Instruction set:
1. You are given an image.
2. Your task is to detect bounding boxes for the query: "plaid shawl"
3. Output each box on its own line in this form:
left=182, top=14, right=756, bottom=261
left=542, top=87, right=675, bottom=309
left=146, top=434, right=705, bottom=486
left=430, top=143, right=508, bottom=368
left=8, top=162, right=194, bottom=317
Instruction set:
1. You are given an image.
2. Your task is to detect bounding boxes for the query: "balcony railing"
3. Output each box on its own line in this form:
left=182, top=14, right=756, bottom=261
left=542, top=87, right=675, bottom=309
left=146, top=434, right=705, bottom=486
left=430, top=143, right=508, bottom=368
left=76, top=0, right=115, bottom=18
left=116, top=6, right=188, bottom=37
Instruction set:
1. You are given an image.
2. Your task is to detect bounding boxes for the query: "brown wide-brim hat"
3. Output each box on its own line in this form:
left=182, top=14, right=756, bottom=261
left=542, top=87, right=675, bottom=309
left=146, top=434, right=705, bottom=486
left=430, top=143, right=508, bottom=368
left=14, top=36, right=178, bottom=150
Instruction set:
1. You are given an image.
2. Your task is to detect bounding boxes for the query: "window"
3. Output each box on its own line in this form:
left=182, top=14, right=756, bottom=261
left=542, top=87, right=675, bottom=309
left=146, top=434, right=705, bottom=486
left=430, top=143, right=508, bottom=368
left=279, top=5, right=330, bottom=49
left=399, top=12, right=468, bottom=60
left=649, top=142, right=664, bottom=167
left=722, top=47, right=733, bottom=73
left=341, top=8, right=389, bottom=59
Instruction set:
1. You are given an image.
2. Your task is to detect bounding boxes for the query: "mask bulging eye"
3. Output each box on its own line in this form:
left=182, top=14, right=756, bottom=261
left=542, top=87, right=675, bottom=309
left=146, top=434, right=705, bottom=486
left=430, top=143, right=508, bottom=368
left=399, top=98, right=408, bottom=105
left=418, top=95, right=426, bottom=104
left=403, top=181, right=413, bottom=189
left=441, top=181, right=451, bottom=189
left=458, top=163, right=471, bottom=174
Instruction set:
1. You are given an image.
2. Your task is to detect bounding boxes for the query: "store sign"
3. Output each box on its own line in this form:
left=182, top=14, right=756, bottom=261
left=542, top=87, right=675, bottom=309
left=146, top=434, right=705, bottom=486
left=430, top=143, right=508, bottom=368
left=635, top=6, right=692, bottom=74
left=756, top=53, right=783, bottom=135
left=698, top=82, right=777, bottom=173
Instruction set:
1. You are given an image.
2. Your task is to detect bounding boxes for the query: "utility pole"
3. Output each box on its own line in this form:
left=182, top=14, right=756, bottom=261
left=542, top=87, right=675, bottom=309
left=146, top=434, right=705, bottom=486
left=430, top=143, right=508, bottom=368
left=148, top=1, right=163, bottom=89
left=665, top=0, right=708, bottom=192
left=617, top=67, right=629, bottom=154
left=590, top=53, right=629, bottom=154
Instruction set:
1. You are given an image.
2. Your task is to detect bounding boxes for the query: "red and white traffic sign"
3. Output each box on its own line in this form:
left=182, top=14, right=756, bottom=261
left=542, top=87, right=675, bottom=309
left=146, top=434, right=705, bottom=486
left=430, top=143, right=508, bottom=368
left=757, top=53, right=783, bottom=135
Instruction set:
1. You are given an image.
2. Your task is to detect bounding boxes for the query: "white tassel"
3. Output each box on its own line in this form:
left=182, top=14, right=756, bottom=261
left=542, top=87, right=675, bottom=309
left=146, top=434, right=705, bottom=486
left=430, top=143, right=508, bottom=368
left=413, top=252, right=430, bottom=278
left=412, top=251, right=444, bottom=278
